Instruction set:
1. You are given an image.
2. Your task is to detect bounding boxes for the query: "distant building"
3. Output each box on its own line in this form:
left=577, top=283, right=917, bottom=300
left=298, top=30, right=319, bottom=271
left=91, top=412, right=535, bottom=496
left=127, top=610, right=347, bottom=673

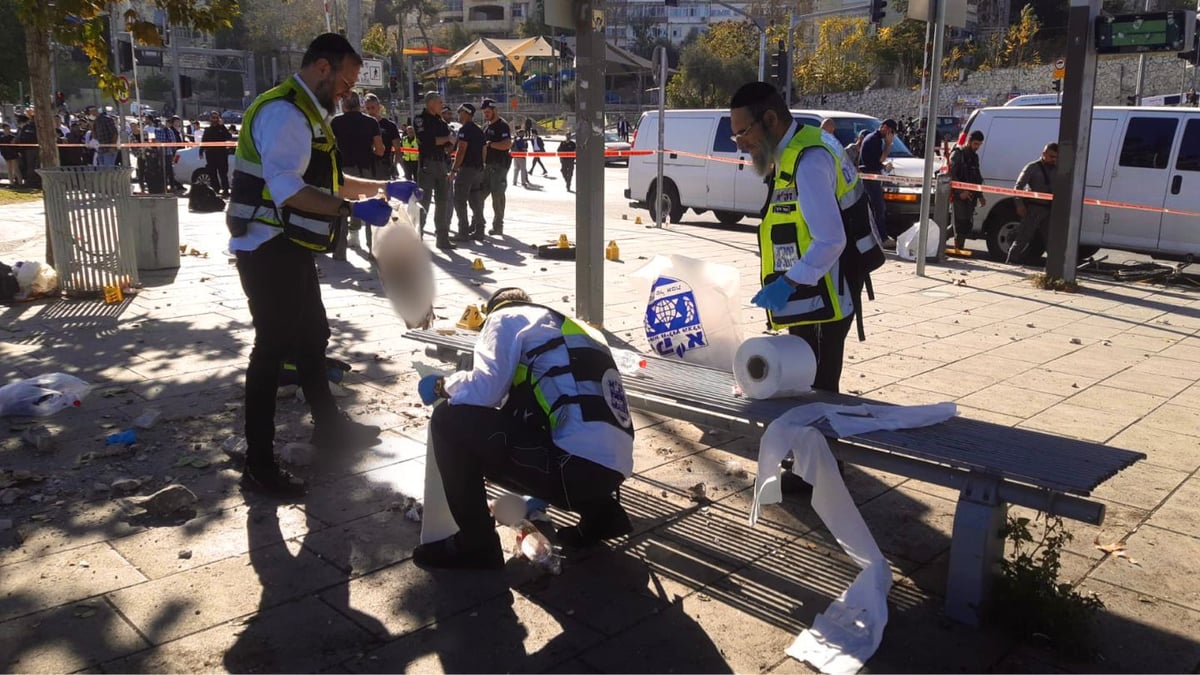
left=605, top=0, right=754, bottom=47
left=438, top=0, right=531, bottom=37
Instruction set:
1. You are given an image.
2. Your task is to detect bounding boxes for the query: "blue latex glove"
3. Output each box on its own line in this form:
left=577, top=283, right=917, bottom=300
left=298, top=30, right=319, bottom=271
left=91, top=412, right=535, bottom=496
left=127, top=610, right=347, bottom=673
left=752, top=276, right=795, bottom=312
left=352, top=198, right=393, bottom=227
left=385, top=180, right=423, bottom=203
left=417, top=375, right=443, bottom=405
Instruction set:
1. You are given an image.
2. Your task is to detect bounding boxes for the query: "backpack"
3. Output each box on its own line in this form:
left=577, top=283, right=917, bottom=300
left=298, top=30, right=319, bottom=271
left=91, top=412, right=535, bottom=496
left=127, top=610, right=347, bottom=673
left=188, top=181, right=226, bottom=213
left=837, top=193, right=886, bottom=341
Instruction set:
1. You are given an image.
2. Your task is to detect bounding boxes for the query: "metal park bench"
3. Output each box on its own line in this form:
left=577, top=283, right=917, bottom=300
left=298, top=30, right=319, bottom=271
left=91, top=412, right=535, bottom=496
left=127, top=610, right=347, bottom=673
left=406, top=329, right=1146, bottom=625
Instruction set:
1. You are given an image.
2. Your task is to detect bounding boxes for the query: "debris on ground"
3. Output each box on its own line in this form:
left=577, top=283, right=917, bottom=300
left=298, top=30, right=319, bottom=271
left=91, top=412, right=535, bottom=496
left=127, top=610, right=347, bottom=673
left=111, top=478, right=142, bottom=494
left=21, top=425, right=55, bottom=453
left=0, top=518, right=12, bottom=531
left=124, top=484, right=198, bottom=518
left=0, top=487, right=21, bottom=505
left=221, top=436, right=247, bottom=462
left=722, top=459, right=749, bottom=479
left=133, top=408, right=162, bottom=429
left=687, top=482, right=708, bottom=502
left=178, top=549, right=192, bottom=559
left=1094, top=536, right=1141, bottom=566
left=278, top=442, right=316, bottom=467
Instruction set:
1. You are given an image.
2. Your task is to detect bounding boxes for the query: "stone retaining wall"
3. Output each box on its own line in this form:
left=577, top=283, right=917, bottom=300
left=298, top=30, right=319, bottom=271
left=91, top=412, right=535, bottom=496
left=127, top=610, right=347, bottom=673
left=793, top=55, right=1198, bottom=120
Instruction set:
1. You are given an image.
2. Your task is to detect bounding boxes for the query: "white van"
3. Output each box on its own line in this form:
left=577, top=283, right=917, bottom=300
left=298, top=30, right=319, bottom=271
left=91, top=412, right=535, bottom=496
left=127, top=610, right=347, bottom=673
left=624, top=109, right=928, bottom=232
left=961, top=105, right=1200, bottom=261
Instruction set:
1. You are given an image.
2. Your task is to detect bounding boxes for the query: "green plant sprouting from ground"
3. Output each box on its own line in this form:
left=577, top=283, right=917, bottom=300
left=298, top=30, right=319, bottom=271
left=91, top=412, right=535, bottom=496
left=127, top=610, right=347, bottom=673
left=993, top=513, right=1104, bottom=657
left=1030, top=273, right=1081, bottom=293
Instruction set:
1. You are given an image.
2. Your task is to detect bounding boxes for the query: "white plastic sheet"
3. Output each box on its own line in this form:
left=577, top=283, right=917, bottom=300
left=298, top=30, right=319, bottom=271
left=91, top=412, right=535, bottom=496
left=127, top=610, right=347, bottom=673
left=750, top=401, right=956, bottom=673
left=414, top=363, right=460, bottom=545
left=630, top=254, right=742, bottom=371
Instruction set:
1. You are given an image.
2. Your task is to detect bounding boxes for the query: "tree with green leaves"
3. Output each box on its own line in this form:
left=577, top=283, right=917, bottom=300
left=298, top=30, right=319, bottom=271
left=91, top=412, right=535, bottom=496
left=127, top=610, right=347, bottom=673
left=0, top=0, right=29, bottom=103
left=666, top=23, right=756, bottom=108
left=792, top=16, right=873, bottom=94
left=17, top=0, right=237, bottom=263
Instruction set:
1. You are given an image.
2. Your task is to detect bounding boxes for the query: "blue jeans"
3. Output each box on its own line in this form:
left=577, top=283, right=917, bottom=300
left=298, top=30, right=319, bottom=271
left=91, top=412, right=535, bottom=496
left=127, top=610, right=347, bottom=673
left=95, top=149, right=118, bottom=167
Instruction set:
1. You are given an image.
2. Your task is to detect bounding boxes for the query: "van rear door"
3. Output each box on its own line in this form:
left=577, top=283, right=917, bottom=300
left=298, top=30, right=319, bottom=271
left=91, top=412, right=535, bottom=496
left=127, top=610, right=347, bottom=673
left=1103, top=114, right=1178, bottom=251
left=1158, top=115, right=1200, bottom=256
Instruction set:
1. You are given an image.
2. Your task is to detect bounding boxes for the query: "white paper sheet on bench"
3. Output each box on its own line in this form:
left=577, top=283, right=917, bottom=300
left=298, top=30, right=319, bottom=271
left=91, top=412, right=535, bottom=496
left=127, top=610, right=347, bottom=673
left=750, top=402, right=956, bottom=674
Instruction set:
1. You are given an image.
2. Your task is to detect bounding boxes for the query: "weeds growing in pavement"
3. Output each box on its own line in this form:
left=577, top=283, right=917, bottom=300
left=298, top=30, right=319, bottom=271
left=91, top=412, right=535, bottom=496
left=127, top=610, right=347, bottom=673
left=992, top=513, right=1104, bottom=658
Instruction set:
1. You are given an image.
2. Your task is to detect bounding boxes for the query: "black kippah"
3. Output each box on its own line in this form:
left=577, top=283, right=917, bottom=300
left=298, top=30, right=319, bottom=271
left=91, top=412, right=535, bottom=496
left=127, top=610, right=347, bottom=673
left=729, top=82, right=777, bottom=109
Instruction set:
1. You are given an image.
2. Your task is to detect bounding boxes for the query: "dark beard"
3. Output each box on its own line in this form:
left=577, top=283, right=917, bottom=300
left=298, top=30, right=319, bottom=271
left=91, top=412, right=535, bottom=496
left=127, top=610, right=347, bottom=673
left=313, top=73, right=337, bottom=115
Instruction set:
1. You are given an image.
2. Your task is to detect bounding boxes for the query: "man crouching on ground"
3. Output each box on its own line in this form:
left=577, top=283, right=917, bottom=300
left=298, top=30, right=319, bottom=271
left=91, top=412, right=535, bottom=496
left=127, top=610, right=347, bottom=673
left=414, top=287, right=636, bottom=569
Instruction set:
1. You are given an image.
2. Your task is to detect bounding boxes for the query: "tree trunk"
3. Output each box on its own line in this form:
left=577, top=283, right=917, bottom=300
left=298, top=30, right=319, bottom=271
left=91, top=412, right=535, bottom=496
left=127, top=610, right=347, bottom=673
left=25, top=25, right=58, bottom=265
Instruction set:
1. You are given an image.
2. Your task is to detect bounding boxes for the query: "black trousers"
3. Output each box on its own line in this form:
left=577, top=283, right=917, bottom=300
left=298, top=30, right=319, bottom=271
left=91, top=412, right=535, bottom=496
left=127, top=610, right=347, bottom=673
left=417, top=162, right=451, bottom=238
left=787, top=282, right=858, bottom=393
left=952, top=196, right=977, bottom=249
left=453, top=166, right=485, bottom=235
left=206, top=156, right=230, bottom=192
left=236, top=236, right=339, bottom=470
left=430, top=403, right=626, bottom=544
left=482, top=164, right=508, bottom=231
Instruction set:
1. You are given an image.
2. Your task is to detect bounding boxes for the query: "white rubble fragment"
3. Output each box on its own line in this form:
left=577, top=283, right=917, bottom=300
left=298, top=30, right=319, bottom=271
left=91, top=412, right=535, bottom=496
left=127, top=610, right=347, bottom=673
left=133, top=408, right=163, bottom=429
left=278, top=442, right=316, bottom=467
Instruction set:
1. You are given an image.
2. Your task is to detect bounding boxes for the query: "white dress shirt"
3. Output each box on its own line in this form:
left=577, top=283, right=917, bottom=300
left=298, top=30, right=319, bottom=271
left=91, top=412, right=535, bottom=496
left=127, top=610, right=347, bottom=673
left=229, top=75, right=331, bottom=252
left=773, top=121, right=847, bottom=288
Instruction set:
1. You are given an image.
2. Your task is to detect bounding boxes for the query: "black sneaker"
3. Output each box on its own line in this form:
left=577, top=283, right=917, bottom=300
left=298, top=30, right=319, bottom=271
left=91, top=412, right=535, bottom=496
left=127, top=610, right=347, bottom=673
left=470, top=226, right=486, bottom=241
left=310, top=413, right=382, bottom=450
left=240, top=465, right=307, bottom=500
left=436, top=240, right=457, bottom=250
left=556, top=504, right=633, bottom=548
left=487, top=227, right=503, bottom=236
left=413, top=531, right=504, bottom=570
left=451, top=232, right=473, bottom=242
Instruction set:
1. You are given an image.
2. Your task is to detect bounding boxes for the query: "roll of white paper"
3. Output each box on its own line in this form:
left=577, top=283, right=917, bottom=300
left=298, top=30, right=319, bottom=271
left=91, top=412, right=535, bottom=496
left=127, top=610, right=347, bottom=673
left=733, top=335, right=817, bottom=399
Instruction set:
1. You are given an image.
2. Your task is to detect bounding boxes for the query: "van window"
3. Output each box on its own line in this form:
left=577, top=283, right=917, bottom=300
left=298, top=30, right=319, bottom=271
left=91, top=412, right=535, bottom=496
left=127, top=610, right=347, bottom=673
left=1119, top=117, right=1178, bottom=170
left=713, top=116, right=737, bottom=153
left=1175, top=119, right=1200, bottom=172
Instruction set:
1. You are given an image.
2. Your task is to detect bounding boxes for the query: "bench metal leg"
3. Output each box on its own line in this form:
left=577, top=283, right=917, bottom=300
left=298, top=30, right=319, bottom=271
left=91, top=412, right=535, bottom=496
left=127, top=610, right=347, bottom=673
left=945, top=475, right=1008, bottom=626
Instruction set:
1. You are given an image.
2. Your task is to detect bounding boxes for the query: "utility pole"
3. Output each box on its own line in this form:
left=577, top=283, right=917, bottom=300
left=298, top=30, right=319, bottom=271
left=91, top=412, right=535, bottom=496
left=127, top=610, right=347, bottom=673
left=1134, top=0, right=1153, bottom=104
left=348, top=0, right=363, bottom=50
left=576, top=0, right=607, bottom=326
left=915, top=0, right=946, bottom=278
left=1045, top=0, right=1100, bottom=284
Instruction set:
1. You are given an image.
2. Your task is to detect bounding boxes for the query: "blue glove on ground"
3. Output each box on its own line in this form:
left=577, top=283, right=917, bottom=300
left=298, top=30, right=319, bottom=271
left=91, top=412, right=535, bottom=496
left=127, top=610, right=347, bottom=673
left=352, top=198, right=393, bottom=227
left=386, top=180, right=423, bottom=203
left=752, top=276, right=795, bottom=312
left=417, top=375, right=443, bottom=405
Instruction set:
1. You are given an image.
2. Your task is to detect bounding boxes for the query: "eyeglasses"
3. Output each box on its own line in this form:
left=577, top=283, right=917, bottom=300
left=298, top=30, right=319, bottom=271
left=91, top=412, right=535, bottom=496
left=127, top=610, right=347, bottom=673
left=730, top=115, right=763, bottom=143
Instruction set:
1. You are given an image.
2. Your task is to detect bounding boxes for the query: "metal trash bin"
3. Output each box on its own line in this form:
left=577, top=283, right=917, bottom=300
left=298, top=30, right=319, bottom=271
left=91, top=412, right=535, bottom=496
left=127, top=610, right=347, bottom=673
left=131, top=195, right=181, bottom=270
left=37, top=166, right=138, bottom=295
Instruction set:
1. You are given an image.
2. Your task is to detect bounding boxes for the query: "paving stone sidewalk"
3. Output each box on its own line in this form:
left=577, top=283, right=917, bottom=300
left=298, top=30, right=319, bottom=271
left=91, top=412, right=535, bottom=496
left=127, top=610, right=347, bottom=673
left=1, top=188, right=1198, bottom=673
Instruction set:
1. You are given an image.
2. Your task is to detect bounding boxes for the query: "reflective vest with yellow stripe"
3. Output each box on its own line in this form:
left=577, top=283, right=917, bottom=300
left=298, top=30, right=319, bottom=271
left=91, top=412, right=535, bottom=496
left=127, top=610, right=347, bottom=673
left=225, top=76, right=341, bottom=252
left=492, top=302, right=635, bottom=443
left=759, top=125, right=862, bottom=330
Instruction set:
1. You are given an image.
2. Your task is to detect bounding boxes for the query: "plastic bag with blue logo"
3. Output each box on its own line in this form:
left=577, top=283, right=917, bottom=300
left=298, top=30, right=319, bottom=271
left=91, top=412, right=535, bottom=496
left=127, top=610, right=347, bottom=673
left=630, top=254, right=743, bottom=372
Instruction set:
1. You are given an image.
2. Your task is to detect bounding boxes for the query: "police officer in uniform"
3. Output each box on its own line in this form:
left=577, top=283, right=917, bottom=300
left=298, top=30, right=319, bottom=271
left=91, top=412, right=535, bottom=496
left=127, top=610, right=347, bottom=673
left=449, top=103, right=486, bottom=242
left=480, top=99, right=512, bottom=235
left=415, top=287, right=635, bottom=568
left=226, top=33, right=422, bottom=497
left=414, top=92, right=455, bottom=249
left=730, top=82, right=862, bottom=393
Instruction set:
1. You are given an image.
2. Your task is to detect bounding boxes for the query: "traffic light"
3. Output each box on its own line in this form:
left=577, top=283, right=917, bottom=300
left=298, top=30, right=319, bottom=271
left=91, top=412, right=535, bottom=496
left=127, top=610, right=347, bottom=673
left=1051, top=80, right=1061, bottom=93
left=55, top=92, right=64, bottom=107
left=870, top=0, right=888, bottom=24
left=117, top=39, right=133, bottom=72
left=180, top=75, right=193, bottom=99
left=1126, top=95, right=1137, bottom=106
left=413, top=80, right=422, bottom=99
left=389, top=76, right=399, bottom=94
left=774, top=41, right=788, bottom=84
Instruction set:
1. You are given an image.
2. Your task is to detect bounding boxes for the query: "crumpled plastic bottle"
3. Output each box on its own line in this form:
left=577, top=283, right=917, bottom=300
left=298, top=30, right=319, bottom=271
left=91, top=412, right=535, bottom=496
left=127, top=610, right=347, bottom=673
left=611, top=348, right=647, bottom=376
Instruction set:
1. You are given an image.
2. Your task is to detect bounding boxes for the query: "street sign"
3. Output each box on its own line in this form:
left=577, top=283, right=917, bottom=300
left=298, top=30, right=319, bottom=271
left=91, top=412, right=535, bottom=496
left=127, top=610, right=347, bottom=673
left=357, top=58, right=385, bottom=87
left=1094, top=10, right=1195, bottom=55
left=1054, top=57, right=1066, bottom=79
left=116, top=76, right=131, bottom=104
